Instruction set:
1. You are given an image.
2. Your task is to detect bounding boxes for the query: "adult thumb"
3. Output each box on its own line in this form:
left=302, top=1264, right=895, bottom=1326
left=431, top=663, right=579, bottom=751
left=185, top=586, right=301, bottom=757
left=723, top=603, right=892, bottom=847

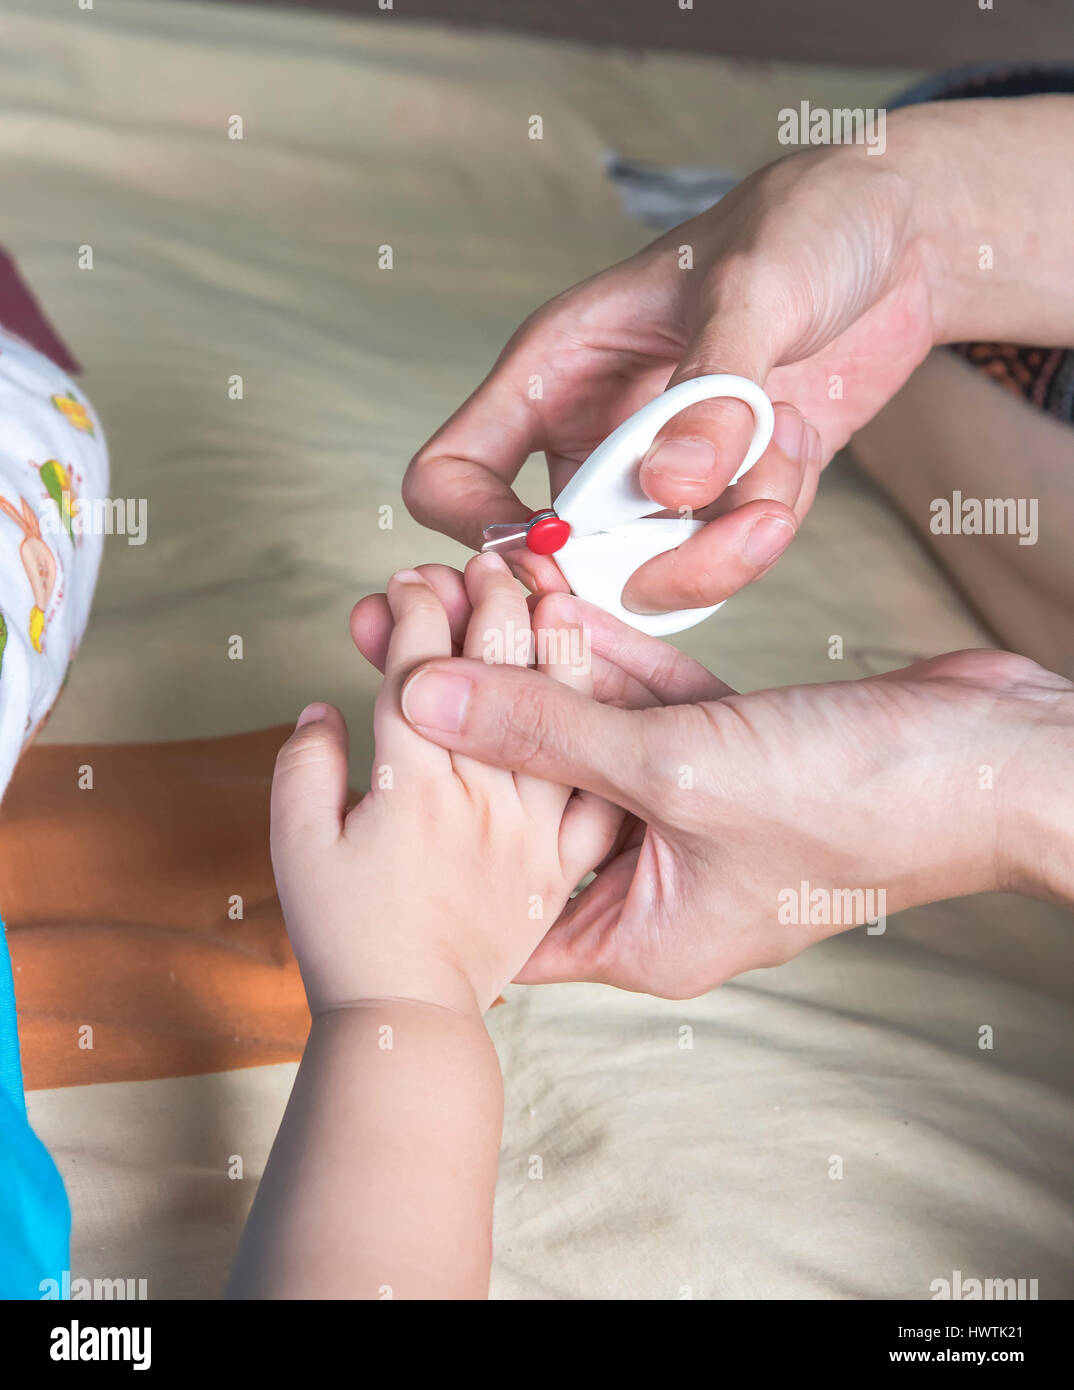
left=639, top=307, right=779, bottom=514
left=400, top=658, right=671, bottom=820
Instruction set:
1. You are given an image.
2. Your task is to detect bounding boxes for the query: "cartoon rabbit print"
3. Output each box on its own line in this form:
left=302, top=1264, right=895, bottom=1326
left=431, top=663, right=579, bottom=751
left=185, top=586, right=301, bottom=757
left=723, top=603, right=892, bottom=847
left=0, top=495, right=57, bottom=652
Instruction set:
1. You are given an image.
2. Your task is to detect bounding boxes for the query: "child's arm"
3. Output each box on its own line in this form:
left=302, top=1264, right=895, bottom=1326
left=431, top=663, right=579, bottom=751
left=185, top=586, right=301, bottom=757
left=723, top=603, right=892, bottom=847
left=228, top=555, right=620, bottom=1299
left=227, top=1001, right=501, bottom=1299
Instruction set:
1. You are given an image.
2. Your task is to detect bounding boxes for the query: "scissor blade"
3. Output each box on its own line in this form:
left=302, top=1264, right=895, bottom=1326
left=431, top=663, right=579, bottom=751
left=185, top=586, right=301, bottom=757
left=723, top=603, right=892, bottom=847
left=481, top=522, right=530, bottom=554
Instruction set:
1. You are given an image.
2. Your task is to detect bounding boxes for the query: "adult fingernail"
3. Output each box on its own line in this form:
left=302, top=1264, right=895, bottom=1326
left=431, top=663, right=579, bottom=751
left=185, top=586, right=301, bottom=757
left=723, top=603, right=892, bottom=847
left=623, top=597, right=662, bottom=615
left=744, top=515, right=795, bottom=567
left=401, top=670, right=472, bottom=732
left=296, top=702, right=328, bottom=729
left=641, top=436, right=716, bottom=483
left=771, top=407, right=807, bottom=461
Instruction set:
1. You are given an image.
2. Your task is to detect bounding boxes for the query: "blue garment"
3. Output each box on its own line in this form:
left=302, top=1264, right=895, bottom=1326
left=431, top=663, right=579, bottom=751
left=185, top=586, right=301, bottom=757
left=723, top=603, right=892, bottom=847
left=0, top=916, right=70, bottom=1299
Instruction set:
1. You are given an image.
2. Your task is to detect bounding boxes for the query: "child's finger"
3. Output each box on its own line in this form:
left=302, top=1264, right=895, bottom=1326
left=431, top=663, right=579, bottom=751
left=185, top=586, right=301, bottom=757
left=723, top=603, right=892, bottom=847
left=413, top=564, right=474, bottom=653
left=350, top=592, right=394, bottom=673
left=271, top=703, right=350, bottom=855
left=383, top=570, right=455, bottom=680
left=461, top=551, right=531, bottom=663
left=532, top=602, right=626, bottom=864
left=451, top=551, right=537, bottom=793
left=532, top=590, right=734, bottom=706
left=534, top=608, right=594, bottom=696
left=508, top=597, right=595, bottom=819
left=558, top=791, right=626, bottom=887
left=373, top=570, right=454, bottom=773
left=350, top=565, right=473, bottom=674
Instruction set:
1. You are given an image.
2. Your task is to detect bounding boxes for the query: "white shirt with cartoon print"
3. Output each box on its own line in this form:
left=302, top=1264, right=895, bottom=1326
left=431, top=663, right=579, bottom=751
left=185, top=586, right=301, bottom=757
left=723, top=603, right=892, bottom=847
left=0, top=327, right=108, bottom=798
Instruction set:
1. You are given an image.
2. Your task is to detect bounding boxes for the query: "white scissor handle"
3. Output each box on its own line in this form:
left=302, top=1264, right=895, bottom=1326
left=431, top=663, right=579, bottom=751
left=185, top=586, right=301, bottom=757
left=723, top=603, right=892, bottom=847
left=552, top=374, right=774, bottom=637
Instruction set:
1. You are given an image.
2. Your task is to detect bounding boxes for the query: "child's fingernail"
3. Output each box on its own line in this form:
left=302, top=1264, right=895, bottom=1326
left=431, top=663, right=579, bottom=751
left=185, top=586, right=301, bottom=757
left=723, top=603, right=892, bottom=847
left=544, top=591, right=580, bottom=622
left=508, top=559, right=538, bottom=591
left=743, top=514, right=795, bottom=567
left=392, top=568, right=425, bottom=585
left=296, top=702, right=328, bottom=729
left=401, top=670, right=472, bottom=732
left=473, top=549, right=508, bottom=572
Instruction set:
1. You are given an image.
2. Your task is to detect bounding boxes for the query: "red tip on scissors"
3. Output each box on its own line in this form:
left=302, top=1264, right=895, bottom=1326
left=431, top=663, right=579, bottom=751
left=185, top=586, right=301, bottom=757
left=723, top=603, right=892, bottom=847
left=481, top=509, right=572, bottom=557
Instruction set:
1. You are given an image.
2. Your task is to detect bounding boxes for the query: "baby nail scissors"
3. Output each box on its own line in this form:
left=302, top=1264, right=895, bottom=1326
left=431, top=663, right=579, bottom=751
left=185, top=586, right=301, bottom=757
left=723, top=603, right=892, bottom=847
left=481, top=374, right=774, bottom=637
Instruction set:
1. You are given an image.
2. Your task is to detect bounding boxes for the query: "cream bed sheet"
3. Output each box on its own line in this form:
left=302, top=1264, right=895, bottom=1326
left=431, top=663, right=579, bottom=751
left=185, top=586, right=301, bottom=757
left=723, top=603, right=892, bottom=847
left=3, top=0, right=1072, bottom=1299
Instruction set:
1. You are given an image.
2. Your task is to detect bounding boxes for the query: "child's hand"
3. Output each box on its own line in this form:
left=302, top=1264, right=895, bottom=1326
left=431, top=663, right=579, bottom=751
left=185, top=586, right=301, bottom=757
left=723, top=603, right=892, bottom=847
left=270, top=552, right=622, bottom=1017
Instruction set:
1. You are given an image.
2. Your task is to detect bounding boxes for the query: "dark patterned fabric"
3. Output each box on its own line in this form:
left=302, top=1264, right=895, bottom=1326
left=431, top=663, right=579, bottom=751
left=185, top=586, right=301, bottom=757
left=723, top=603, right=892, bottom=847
left=950, top=342, right=1074, bottom=420
left=893, top=66, right=1074, bottom=424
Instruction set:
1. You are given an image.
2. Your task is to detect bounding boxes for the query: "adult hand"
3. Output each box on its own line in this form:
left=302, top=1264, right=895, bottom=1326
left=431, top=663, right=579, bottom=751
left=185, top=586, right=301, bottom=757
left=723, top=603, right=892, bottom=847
left=401, top=97, right=1074, bottom=618
left=390, top=592, right=1074, bottom=997
left=403, top=131, right=933, bottom=614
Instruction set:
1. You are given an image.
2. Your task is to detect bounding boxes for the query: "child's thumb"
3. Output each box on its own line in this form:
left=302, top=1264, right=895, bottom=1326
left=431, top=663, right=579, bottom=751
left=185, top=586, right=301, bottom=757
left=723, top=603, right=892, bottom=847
left=271, top=703, right=350, bottom=850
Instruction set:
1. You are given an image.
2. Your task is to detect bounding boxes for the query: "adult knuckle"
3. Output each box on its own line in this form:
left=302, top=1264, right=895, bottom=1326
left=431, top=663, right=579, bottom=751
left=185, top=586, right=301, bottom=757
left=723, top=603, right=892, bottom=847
left=705, top=248, right=755, bottom=307
left=631, top=711, right=692, bottom=816
left=667, top=547, right=726, bottom=611
left=657, top=704, right=739, bottom=825
left=497, top=683, right=564, bottom=771
left=400, top=459, right=432, bottom=522
left=759, top=936, right=801, bottom=970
